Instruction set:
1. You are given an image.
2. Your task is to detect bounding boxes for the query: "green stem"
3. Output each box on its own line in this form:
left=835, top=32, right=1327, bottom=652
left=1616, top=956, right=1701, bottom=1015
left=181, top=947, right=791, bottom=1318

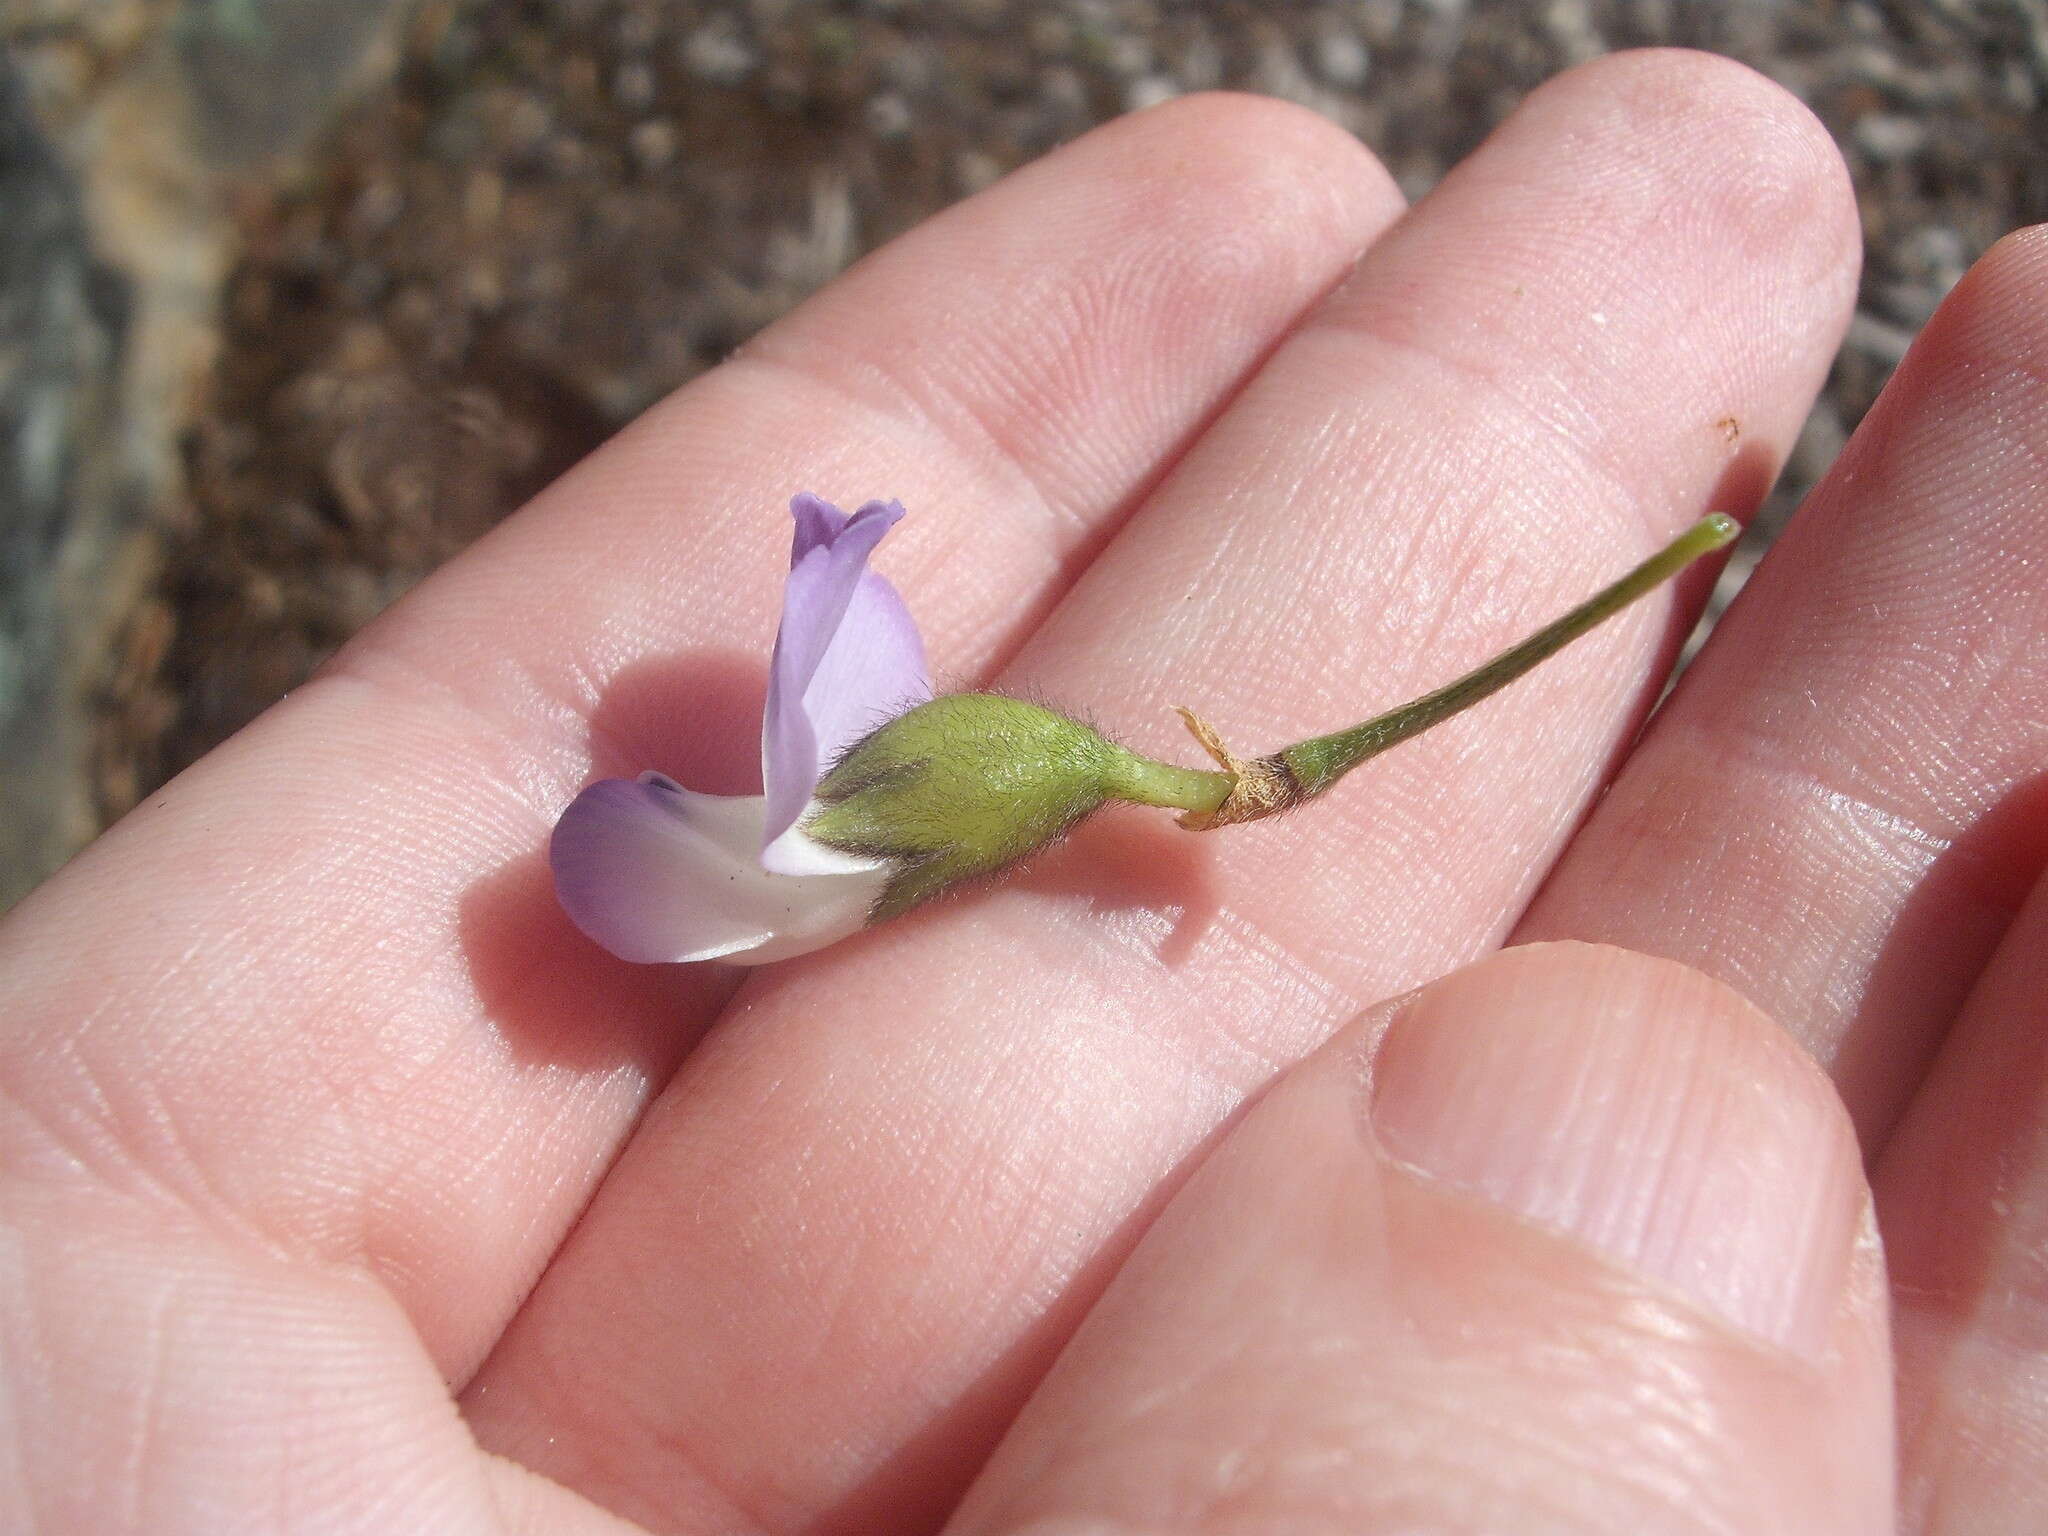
left=1102, top=747, right=1235, bottom=816
left=1281, top=513, right=1738, bottom=797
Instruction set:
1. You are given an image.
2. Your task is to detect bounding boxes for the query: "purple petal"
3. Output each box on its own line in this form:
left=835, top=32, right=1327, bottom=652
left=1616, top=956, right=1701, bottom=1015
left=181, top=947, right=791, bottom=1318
left=799, top=567, right=929, bottom=766
left=760, top=495, right=931, bottom=850
left=552, top=773, right=888, bottom=965
left=789, top=491, right=845, bottom=563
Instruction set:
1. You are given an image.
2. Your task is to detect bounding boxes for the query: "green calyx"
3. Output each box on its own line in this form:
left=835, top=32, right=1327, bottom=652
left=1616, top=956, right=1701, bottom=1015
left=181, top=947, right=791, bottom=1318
left=806, top=693, right=1231, bottom=920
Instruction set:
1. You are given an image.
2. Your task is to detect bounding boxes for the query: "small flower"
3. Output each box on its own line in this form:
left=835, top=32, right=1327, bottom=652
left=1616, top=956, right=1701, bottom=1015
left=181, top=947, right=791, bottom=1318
left=551, top=494, right=932, bottom=964
left=554, top=495, right=1738, bottom=968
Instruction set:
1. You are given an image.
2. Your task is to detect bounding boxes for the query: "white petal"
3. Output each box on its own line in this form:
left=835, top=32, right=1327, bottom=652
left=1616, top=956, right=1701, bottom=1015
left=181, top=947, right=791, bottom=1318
left=551, top=775, right=891, bottom=965
left=760, top=796, right=883, bottom=878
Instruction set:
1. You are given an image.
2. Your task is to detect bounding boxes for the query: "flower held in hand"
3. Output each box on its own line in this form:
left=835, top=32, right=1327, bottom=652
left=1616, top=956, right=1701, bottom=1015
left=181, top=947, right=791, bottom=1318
left=551, top=494, right=931, bottom=964
left=554, top=494, right=1738, bottom=966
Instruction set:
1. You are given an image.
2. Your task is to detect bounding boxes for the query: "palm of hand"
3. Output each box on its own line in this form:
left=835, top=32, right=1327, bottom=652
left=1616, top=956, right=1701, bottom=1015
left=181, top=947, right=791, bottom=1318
left=4, top=53, right=2043, bottom=1536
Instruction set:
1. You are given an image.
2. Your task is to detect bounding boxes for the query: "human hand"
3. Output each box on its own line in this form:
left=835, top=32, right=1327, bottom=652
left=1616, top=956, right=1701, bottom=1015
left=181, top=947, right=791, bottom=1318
left=4, top=49, right=2041, bottom=1534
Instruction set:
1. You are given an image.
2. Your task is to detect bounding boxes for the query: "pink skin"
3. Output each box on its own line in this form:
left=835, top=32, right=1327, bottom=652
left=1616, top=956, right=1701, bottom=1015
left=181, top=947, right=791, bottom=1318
left=0, top=49, right=2042, bottom=1534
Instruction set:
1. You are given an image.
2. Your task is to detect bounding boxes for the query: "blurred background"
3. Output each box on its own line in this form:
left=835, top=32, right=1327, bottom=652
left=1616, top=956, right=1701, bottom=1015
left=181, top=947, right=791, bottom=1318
left=2, top=0, right=2044, bottom=909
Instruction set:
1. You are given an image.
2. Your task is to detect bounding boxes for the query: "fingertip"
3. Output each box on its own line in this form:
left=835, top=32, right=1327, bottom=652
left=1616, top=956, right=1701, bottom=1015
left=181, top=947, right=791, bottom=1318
left=1982, top=219, right=2048, bottom=272
left=999, top=88, right=1406, bottom=311
left=948, top=940, right=1891, bottom=1536
left=1370, top=939, right=1860, bottom=1343
left=1549, top=47, right=1848, bottom=186
left=1121, top=87, right=1402, bottom=210
left=1898, top=219, right=2048, bottom=382
left=1519, top=47, right=1859, bottom=283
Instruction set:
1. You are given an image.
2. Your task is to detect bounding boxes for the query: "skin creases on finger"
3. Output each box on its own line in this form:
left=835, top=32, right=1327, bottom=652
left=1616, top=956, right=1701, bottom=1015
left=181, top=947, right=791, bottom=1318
left=0, top=92, right=1402, bottom=1402
left=944, top=946, right=1891, bottom=1536
left=462, top=50, right=1859, bottom=1536
left=1514, top=224, right=2048, bottom=1145
left=1880, top=859, right=2048, bottom=1530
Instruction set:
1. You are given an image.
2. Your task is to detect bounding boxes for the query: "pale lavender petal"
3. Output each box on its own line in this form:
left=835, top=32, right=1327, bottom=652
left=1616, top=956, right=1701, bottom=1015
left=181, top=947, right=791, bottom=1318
left=760, top=495, right=929, bottom=849
left=805, top=568, right=931, bottom=761
left=552, top=772, right=889, bottom=965
left=789, top=490, right=844, bottom=563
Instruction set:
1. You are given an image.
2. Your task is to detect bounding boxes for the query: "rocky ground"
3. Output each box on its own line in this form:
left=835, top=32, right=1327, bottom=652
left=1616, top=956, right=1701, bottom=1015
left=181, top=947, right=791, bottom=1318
left=4, top=0, right=2045, bottom=905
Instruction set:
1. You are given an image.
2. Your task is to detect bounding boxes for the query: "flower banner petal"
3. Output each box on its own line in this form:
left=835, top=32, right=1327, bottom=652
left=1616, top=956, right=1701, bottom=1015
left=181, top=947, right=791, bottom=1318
left=761, top=495, right=928, bottom=848
left=804, top=569, right=931, bottom=760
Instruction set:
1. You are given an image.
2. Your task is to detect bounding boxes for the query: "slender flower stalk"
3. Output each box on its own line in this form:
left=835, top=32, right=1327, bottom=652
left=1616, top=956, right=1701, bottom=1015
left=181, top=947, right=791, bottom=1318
left=1103, top=513, right=1740, bottom=829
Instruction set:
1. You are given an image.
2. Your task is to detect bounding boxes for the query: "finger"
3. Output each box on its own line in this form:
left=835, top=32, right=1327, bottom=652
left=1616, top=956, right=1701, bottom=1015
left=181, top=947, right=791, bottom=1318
left=0, top=1206, right=646, bottom=1536
left=0, top=95, right=1400, bottom=1383
left=1516, top=226, right=2048, bottom=1143
left=945, top=945, right=1890, bottom=1536
left=1878, top=864, right=2048, bottom=1528
left=463, top=51, right=1859, bottom=1534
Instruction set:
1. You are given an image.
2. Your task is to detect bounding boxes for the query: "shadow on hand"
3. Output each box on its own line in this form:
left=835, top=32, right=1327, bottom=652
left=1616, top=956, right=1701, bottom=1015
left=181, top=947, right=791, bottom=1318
left=1009, top=803, right=1222, bottom=967
left=455, top=647, right=768, bottom=1077
left=457, top=642, right=1229, bottom=1084
left=1842, top=767, right=2048, bottom=1149
left=1847, top=768, right=2048, bottom=1439
left=582, top=646, right=768, bottom=793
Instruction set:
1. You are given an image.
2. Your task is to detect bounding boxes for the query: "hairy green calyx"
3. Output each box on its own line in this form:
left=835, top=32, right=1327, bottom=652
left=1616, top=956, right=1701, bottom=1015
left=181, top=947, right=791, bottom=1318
left=808, top=693, right=1229, bottom=919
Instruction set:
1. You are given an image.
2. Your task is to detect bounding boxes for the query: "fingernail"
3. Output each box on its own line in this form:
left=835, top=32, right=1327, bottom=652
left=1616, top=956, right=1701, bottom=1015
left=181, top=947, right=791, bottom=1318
left=1370, top=942, right=1862, bottom=1357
